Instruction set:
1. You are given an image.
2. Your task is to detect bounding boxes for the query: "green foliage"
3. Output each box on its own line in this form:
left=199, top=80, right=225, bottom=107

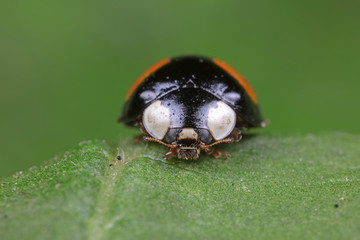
left=1, top=133, right=359, bottom=240
left=1, top=0, right=360, bottom=177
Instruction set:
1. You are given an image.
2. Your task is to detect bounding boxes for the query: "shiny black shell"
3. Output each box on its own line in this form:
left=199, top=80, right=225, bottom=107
left=119, top=56, right=263, bottom=142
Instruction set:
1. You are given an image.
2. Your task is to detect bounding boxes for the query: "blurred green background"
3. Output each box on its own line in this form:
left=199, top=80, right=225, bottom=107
left=1, top=0, right=359, bottom=177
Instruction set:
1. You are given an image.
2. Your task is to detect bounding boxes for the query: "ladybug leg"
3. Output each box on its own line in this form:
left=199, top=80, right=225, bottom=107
left=164, top=147, right=177, bottom=159
left=213, top=148, right=229, bottom=159
left=200, top=139, right=232, bottom=159
left=228, top=128, right=242, bottom=142
left=203, top=146, right=214, bottom=155
left=203, top=147, right=229, bottom=159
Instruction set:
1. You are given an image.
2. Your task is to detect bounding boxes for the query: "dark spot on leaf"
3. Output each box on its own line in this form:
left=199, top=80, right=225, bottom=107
left=116, top=155, right=122, bottom=160
left=334, top=204, right=339, bottom=208
left=109, top=164, right=113, bottom=167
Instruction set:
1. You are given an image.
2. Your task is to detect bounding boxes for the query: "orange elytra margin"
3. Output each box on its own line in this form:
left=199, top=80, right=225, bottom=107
left=125, top=58, right=171, bottom=101
left=212, top=58, right=258, bottom=104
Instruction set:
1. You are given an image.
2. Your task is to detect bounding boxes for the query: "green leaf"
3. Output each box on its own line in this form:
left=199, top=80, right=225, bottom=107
left=1, top=133, right=360, bottom=240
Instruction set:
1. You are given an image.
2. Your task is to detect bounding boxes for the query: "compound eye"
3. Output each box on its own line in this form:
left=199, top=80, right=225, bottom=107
left=207, top=101, right=236, bottom=140
left=142, top=100, right=170, bottom=140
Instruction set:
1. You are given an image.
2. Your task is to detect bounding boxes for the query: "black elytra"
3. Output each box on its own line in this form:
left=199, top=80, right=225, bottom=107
left=118, top=56, right=265, bottom=159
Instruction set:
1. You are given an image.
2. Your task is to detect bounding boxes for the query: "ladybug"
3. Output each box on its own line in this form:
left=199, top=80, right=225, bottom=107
left=118, top=56, right=266, bottom=160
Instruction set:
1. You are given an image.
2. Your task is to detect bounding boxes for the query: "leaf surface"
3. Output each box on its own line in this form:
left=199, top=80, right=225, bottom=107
left=1, top=134, right=359, bottom=240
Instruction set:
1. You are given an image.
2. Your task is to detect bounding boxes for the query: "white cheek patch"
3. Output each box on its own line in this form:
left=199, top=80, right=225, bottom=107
left=142, top=100, right=170, bottom=140
left=207, top=101, right=236, bottom=140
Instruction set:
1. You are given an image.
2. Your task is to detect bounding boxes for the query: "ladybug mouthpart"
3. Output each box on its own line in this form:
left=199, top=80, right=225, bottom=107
left=177, top=147, right=201, bottom=160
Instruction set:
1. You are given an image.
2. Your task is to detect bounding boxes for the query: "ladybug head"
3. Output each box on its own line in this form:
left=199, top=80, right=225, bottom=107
left=175, top=128, right=201, bottom=160
left=141, top=97, right=238, bottom=160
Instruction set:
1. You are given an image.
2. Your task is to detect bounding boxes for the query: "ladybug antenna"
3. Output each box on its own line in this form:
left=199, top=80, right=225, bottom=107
left=199, top=138, right=233, bottom=149
left=143, top=136, right=177, bottom=148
